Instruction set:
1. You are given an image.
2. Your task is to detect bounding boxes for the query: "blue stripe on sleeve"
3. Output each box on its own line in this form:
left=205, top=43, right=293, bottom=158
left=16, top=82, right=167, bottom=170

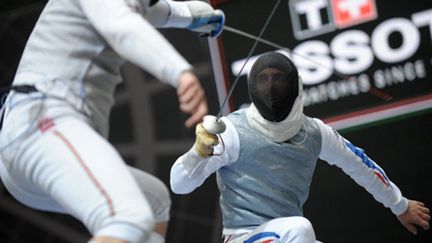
left=344, top=140, right=390, bottom=182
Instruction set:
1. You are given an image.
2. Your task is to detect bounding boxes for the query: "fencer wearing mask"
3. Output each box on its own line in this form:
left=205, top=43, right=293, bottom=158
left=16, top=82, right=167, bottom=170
left=170, top=51, right=430, bottom=243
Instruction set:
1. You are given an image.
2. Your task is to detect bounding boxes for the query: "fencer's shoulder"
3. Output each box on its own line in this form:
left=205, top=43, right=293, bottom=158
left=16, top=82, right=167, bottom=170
left=302, top=116, right=324, bottom=130
left=308, top=116, right=328, bottom=129
left=308, top=117, right=344, bottom=144
left=304, top=115, right=317, bottom=122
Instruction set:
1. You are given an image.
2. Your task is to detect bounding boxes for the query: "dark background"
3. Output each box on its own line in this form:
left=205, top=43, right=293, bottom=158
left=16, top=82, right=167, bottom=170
left=0, top=1, right=431, bottom=243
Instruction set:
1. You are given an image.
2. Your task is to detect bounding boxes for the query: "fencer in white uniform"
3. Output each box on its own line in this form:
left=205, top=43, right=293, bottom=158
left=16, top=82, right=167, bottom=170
left=170, top=52, right=430, bottom=243
left=0, top=0, right=224, bottom=243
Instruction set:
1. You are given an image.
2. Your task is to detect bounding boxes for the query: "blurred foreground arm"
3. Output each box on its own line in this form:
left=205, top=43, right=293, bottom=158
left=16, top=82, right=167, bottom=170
left=146, top=0, right=225, bottom=37
left=177, top=71, right=208, bottom=128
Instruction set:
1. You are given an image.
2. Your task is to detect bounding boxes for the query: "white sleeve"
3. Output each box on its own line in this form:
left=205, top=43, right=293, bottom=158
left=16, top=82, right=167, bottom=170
left=144, top=0, right=193, bottom=28
left=316, top=118, right=408, bottom=215
left=170, top=117, right=240, bottom=194
left=79, top=0, right=192, bottom=87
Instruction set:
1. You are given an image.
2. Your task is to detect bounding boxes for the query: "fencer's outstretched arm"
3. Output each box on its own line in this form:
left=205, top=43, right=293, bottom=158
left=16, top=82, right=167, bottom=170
left=316, top=119, right=430, bottom=233
left=79, top=0, right=221, bottom=127
left=170, top=117, right=239, bottom=194
left=79, top=0, right=223, bottom=86
left=79, top=0, right=192, bottom=86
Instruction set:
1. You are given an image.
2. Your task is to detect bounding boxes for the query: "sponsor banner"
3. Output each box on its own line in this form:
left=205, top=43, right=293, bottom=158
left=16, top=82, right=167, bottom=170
left=209, top=0, right=432, bottom=128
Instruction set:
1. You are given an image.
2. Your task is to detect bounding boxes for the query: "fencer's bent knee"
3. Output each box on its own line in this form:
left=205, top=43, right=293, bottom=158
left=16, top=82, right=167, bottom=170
left=91, top=201, right=155, bottom=242
left=149, top=177, right=171, bottom=222
left=128, top=167, right=171, bottom=222
left=289, top=217, right=314, bottom=236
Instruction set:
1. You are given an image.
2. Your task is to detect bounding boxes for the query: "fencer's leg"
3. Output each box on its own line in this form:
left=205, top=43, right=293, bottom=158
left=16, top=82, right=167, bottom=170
left=128, top=167, right=171, bottom=243
left=11, top=116, right=155, bottom=242
left=278, top=217, right=316, bottom=243
left=0, top=98, right=160, bottom=243
left=231, top=216, right=317, bottom=243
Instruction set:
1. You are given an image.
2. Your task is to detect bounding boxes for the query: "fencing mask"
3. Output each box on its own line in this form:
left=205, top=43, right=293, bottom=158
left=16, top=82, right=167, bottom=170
left=246, top=51, right=304, bottom=142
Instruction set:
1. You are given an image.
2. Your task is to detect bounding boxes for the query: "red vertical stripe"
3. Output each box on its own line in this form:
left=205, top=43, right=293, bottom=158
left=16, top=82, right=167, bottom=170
left=223, top=235, right=232, bottom=243
left=53, top=130, right=116, bottom=216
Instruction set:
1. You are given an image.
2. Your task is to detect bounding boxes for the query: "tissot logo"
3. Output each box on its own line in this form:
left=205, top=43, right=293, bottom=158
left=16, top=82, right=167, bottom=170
left=289, top=0, right=377, bottom=40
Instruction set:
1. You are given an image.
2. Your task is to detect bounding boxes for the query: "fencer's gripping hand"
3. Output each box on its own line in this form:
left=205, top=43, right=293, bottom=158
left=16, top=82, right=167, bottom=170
left=185, top=1, right=225, bottom=38
left=397, top=200, right=430, bottom=235
left=195, top=123, right=219, bottom=158
left=177, top=71, right=208, bottom=128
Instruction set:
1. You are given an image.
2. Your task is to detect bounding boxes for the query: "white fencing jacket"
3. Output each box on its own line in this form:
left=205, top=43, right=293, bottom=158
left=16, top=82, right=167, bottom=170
left=171, top=107, right=408, bottom=233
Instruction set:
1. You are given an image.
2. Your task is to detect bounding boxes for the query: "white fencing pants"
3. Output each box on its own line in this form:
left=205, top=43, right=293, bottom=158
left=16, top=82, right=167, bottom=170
left=0, top=95, right=170, bottom=243
left=223, top=217, right=320, bottom=243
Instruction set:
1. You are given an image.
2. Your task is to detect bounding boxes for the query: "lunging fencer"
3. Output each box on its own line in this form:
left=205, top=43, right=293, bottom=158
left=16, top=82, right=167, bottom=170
left=0, top=0, right=224, bottom=243
left=170, top=51, right=430, bottom=243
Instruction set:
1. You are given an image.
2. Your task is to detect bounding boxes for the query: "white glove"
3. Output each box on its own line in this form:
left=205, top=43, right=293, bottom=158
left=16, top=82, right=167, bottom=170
left=185, top=1, right=225, bottom=38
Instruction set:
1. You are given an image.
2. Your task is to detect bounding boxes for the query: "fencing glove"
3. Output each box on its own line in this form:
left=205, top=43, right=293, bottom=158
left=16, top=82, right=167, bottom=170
left=194, top=123, right=219, bottom=158
left=185, top=1, right=225, bottom=37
